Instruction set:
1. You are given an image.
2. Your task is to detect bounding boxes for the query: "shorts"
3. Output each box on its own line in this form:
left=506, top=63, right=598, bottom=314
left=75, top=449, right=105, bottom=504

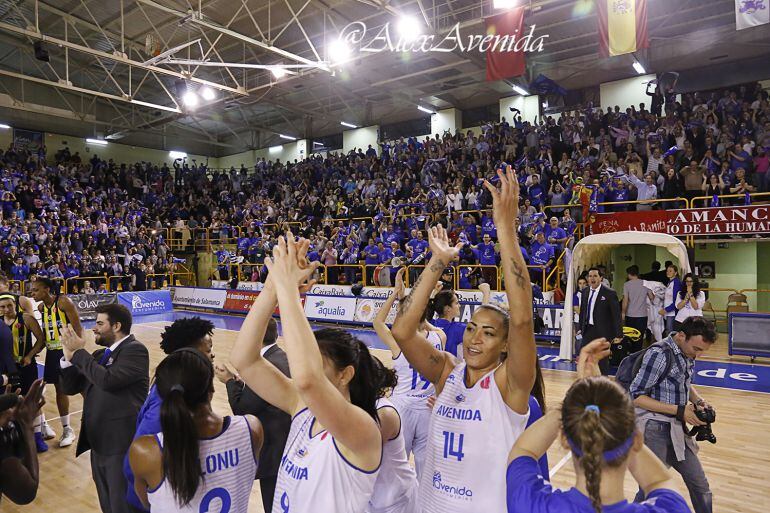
left=43, top=349, right=64, bottom=384
left=16, top=360, right=40, bottom=395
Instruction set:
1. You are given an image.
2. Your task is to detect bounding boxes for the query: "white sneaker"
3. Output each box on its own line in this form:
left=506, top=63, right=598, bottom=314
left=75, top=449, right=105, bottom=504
left=59, top=426, right=76, bottom=448
left=42, top=422, right=56, bottom=440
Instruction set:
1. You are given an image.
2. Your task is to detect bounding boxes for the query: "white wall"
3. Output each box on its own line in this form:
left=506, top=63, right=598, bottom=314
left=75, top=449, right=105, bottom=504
left=431, top=108, right=462, bottom=136
left=499, top=95, right=540, bottom=125
left=600, top=74, right=656, bottom=112
left=343, top=125, right=379, bottom=153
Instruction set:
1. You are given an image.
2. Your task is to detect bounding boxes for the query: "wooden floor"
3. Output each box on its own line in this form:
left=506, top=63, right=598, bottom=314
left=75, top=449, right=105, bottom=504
left=6, top=321, right=770, bottom=512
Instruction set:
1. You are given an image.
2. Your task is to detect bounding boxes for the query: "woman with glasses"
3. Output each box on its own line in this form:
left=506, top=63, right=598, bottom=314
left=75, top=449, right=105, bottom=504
left=674, top=273, right=705, bottom=331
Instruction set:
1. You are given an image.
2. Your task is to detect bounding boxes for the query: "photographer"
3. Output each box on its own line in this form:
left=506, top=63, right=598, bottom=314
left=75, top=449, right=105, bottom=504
left=629, top=316, right=717, bottom=513
left=0, top=379, right=45, bottom=505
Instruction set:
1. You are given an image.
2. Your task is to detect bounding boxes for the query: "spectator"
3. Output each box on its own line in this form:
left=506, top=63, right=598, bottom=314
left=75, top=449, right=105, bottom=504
left=674, top=274, right=706, bottom=331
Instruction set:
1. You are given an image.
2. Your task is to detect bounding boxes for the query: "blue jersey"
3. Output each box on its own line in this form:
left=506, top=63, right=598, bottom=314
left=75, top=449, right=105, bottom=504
left=477, top=242, right=497, bottom=265
left=431, top=318, right=465, bottom=357
left=407, top=238, right=428, bottom=257
left=363, top=244, right=380, bottom=265
left=481, top=216, right=497, bottom=238
left=123, top=384, right=163, bottom=511
left=507, top=456, right=690, bottom=513
left=529, top=242, right=555, bottom=267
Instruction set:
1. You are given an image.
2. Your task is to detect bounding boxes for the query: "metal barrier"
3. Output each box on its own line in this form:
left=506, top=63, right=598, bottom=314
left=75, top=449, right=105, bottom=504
left=691, top=192, right=770, bottom=209
left=455, top=265, right=500, bottom=291
left=527, top=265, right=548, bottom=291
left=65, top=274, right=108, bottom=294
left=147, top=273, right=170, bottom=290
left=170, top=271, right=196, bottom=287
left=323, top=264, right=365, bottom=286
left=737, top=289, right=770, bottom=314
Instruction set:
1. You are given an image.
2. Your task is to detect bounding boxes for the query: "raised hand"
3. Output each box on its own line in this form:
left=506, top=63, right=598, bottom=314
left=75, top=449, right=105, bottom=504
left=265, top=232, right=319, bottom=293
left=14, top=379, right=45, bottom=429
left=483, top=165, right=521, bottom=227
left=427, top=225, right=463, bottom=264
left=577, top=338, right=611, bottom=379
left=394, top=268, right=406, bottom=299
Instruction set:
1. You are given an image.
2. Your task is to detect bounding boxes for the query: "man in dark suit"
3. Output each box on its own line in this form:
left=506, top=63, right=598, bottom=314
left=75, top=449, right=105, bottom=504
left=60, top=304, right=149, bottom=513
left=215, top=318, right=290, bottom=513
left=578, top=266, right=623, bottom=374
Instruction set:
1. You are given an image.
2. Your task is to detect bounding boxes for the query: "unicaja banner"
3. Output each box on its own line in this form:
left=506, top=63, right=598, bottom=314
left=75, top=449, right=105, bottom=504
left=597, top=0, right=648, bottom=57
left=485, top=6, right=526, bottom=81
left=735, top=0, right=769, bottom=30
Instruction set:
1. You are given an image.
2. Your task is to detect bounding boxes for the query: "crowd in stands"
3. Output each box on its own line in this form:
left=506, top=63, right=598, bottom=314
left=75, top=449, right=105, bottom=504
left=1, top=81, right=768, bottom=293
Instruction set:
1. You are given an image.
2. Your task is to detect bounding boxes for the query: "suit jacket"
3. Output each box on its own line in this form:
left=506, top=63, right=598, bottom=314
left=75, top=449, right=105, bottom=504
left=60, top=335, right=149, bottom=457
left=579, top=285, right=623, bottom=341
left=225, top=344, right=291, bottom=479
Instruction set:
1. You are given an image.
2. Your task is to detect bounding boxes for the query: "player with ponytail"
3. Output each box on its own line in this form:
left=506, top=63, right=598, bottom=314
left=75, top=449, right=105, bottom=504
left=506, top=339, right=691, bottom=513
left=129, top=348, right=263, bottom=512
left=230, top=234, right=389, bottom=513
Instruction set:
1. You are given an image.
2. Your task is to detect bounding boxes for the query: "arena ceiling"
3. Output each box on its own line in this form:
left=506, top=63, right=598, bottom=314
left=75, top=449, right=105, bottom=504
left=0, top=0, right=769, bottom=158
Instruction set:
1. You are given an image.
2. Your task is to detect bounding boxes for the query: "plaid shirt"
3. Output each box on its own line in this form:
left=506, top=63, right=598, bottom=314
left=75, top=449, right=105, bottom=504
left=630, top=336, right=693, bottom=406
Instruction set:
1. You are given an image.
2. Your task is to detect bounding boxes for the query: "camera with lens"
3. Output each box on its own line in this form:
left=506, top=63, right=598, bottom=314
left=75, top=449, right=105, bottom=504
left=688, top=405, right=717, bottom=444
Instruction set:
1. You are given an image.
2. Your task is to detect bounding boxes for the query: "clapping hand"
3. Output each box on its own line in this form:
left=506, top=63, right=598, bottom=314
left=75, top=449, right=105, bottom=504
left=483, top=165, right=520, bottom=228
left=577, top=338, right=611, bottom=379
left=427, top=225, right=463, bottom=264
left=61, top=324, right=87, bottom=361
left=265, top=232, right=320, bottom=293
left=214, top=363, right=236, bottom=384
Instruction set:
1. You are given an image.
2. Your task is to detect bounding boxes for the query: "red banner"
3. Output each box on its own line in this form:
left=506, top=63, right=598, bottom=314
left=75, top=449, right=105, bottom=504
left=591, top=205, right=770, bottom=236
left=223, top=289, right=304, bottom=314
left=485, top=7, right=526, bottom=81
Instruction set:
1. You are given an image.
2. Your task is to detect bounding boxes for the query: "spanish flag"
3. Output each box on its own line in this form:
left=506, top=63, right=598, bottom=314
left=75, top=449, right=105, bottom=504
left=597, top=0, right=648, bottom=57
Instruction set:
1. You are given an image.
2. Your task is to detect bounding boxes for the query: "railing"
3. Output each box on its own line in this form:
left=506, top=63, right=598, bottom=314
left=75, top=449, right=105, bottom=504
left=690, top=192, right=770, bottom=208
left=323, top=264, right=365, bottom=286
left=65, top=274, right=108, bottom=294
left=454, top=265, right=500, bottom=291
left=146, top=273, right=170, bottom=290
left=170, top=271, right=196, bottom=287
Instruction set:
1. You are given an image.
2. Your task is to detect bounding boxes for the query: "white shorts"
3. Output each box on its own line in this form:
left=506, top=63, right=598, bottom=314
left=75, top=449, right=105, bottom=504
left=390, top=396, right=431, bottom=480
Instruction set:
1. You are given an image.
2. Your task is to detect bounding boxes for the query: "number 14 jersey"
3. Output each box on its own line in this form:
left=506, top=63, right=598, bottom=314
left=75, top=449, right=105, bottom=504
left=418, top=362, right=529, bottom=513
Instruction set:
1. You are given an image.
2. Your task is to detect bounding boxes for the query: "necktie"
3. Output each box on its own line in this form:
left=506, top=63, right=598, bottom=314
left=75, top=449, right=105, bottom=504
left=588, top=289, right=597, bottom=326
left=98, top=348, right=112, bottom=366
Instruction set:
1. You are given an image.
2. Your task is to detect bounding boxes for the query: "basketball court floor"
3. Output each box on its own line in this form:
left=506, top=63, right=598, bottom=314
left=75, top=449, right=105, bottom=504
left=6, top=310, right=770, bottom=512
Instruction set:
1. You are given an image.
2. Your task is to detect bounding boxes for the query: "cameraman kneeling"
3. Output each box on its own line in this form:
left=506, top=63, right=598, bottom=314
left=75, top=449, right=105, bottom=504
left=630, top=316, right=716, bottom=513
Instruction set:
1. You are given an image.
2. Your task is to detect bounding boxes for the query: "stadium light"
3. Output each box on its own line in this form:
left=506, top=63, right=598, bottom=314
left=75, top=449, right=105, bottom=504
left=86, top=138, right=108, bottom=145
left=493, top=0, right=518, bottom=8
left=182, top=90, right=199, bottom=107
left=340, top=121, right=358, bottom=128
left=632, top=60, right=646, bottom=75
left=271, top=67, right=288, bottom=79
left=397, top=15, right=422, bottom=42
left=328, top=38, right=352, bottom=63
left=512, top=84, right=529, bottom=96
left=269, top=145, right=282, bottom=153
left=0, top=123, right=10, bottom=129
left=313, top=141, right=324, bottom=146
left=200, top=87, right=216, bottom=101
left=279, top=134, right=297, bottom=140
left=169, top=151, right=187, bottom=159
left=417, top=105, right=436, bottom=115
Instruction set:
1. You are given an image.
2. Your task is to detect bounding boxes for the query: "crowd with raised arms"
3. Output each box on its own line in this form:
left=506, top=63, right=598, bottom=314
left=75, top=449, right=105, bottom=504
left=0, top=82, right=766, bottom=295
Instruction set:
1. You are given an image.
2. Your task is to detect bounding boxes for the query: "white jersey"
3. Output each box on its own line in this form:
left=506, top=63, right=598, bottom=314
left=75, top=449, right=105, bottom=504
left=418, top=362, right=529, bottom=513
left=367, top=398, right=418, bottom=513
left=274, top=408, right=381, bottom=513
left=391, top=331, right=442, bottom=407
left=148, top=416, right=257, bottom=513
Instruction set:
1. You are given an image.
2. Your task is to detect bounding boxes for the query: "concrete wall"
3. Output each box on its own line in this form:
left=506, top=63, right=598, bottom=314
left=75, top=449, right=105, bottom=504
left=431, top=108, right=462, bottom=136
left=600, top=74, right=656, bottom=112
left=343, top=126, right=379, bottom=153
left=499, top=95, right=540, bottom=125
left=0, top=126, right=11, bottom=150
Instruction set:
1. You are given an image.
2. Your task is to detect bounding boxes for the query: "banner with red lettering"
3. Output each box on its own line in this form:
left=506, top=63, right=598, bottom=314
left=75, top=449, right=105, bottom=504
left=591, top=205, right=770, bottom=236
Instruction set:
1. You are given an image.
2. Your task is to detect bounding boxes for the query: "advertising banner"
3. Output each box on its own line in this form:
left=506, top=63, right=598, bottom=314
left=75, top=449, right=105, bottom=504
left=169, top=287, right=226, bottom=310
left=118, top=290, right=172, bottom=316
left=212, top=280, right=264, bottom=291
left=224, top=290, right=260, bottom=313
left=304, top=295, right=358, bottom=322
left=591, top=205, right=770, bottom=236
left=308, top=284, right=353, bottom=296
left=354, top=297, right=399, bottom=324
left=68, top=293, right=118, bottom=320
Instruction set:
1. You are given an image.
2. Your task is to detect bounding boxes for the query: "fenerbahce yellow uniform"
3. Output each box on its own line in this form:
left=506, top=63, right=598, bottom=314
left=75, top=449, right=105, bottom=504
left=8, top=303, right=38, bottom=395
left=41, top=296, right=69, bottom=384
